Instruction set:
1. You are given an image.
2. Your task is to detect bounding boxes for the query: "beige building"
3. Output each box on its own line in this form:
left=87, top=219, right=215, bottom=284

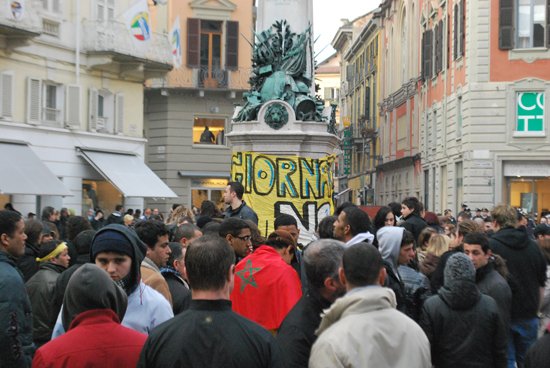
left=0, top=0, right=175, bottom=216
left=144, top=0, right=254, bottom=212
left=332, top=12, right=381, bottom=205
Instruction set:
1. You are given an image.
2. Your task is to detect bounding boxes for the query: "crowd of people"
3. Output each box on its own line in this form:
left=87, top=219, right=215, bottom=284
left=1, top=184, right=549, bottom=367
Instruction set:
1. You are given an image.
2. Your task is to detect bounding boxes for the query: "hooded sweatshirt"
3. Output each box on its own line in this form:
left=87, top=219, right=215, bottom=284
left=310, top=286, right=431, bottom=368
left=376, top=227, right=404, bottom=278
left=33, top=264, right=147, bottom=368
left=61, top=264, right=127, bottom=331
left=489, top=226, right=547, bottom=319
left=51, top=225, right=173, bottom=337
left=345, top=232, right=375, bottom=247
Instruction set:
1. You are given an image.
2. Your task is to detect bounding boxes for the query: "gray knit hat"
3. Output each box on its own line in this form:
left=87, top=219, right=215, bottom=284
left=444, top=253, right=475, bottom=285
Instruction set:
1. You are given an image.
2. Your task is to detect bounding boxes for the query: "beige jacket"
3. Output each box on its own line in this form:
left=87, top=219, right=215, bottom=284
left=309, top=286, right=431, bottom=368
left=140, top=257, right=172, bottom=306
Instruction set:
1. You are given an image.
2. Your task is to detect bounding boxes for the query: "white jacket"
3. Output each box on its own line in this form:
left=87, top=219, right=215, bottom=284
left=344, top=232, right=374, bottom=247
left=52, top=281, right=173, bottom=338
left=309, top=286, right=430, bottom=368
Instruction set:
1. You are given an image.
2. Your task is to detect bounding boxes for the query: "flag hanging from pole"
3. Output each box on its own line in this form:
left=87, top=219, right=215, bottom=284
left=170, top=16, right=182, bottom=68
left=123, top=0, right=151, bottom=43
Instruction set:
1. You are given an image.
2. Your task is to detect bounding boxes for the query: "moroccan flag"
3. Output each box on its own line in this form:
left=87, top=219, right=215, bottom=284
left=231, top=245, right=302, bottom=331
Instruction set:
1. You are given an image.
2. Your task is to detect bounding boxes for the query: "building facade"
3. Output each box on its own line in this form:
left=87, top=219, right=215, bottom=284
left=144, top=0, right=254, bottom=213
left=370, top=0, right=550, bottom=217
left=332, top=13, right=380, bottom=205
left=376, top=0, right=423, bottom=207
left=0, top=0, right=175, bottom=216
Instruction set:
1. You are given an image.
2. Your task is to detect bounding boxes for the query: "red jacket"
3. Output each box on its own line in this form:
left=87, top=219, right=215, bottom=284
left=32, top=309, right=147, bottom=368
left=231, top=245, right=302, bottom=330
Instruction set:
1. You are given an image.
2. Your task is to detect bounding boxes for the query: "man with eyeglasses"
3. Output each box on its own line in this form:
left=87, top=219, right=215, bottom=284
left=219, top=218, right=253, bottom=261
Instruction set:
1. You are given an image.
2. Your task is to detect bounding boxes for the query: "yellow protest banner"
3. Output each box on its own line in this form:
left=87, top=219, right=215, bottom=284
left=230, top=152, right=335, bottom=244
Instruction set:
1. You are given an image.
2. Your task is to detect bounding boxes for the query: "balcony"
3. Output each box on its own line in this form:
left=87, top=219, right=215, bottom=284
left=162, top=66, right=252, bottom=91
left=81, top=19, right=172, bottom=80
left=0, top=0, right=41, bottom=46
left=199, top=67, right=228, bottom=89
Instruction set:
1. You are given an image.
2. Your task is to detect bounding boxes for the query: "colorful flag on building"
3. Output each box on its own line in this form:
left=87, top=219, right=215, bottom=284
left=123, top=0, right=151, bottom=42
left=170, top=16, right=182, bottom=68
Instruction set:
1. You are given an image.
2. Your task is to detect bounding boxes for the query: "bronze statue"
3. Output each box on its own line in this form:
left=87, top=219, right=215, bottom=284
left=235, top=20, right=326, bottom=124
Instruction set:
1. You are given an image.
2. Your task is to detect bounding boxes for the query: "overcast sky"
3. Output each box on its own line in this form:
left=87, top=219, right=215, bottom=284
left=313, top=0, right=380, bottom=62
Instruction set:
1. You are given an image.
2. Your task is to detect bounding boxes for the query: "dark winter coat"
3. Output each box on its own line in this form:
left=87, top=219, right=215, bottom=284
left=276, top=292, right=331, bottom=368
left=0, top=251, right=34, bottom=367
left=26, top=262, right=66, bottom=346
left=224, top=201, right=259, bottom=225
left=160, top=268, right=191, bottom=315
left=525, top=329, right=550, bottom=368
left=489, top=226, right=547, bottom=319
left=16, top=242, right=40, bottom=282
left=138, top=299, right=285, bottom=368
left=476, top=261, right=512, bottom=332
left=419, top=280, right=507, bottom=368
left=400, top=213, right=428, bottom=245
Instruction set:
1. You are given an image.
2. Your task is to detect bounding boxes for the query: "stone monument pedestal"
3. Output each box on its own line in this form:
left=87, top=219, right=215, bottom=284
left=227, top=101, right=340, bottom=158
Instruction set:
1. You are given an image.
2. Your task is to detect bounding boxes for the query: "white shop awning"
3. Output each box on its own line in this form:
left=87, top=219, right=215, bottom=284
left=0, top=142, right=72, bottom=196
left=78, top=149, right=177, bottom=198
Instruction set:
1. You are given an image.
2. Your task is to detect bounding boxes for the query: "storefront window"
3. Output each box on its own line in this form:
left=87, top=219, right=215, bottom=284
left=191, top=178, right=228, bottom=212
left=82, top=180, right=122, bottom=215
left=508, top=177, right=550, bottom=216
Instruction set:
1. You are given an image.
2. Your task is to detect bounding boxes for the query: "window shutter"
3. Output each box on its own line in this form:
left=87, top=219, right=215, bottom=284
left=65, top=85, right=80, bottom=128
left=420, top=32, right=426, bottom=81
left=454, top=4, right=458, bottom=59
left=226, top=21, right=239, bottom=70
left=365, top=86, right=370, bottom=120
left=187, top=18, right=200, bottom=68
left=447, top=14, right=451, bottom=68
left=499, top=0, right=514, bottom=49
left=460, top=0, right=466, bottom=56
left=26, top=77, right=41, bottom=125
left=0, top=72, right=14, bottom=118
left=346, top=64, right=354, bottom=82
left=426, top=29, right=433, bottom=79
left=547, top=0, right=550, bottom=48
left=439, top=21, right=444, bottom=72
left=324, top=87, right=332, bottom=100
left=88, top=88, right=98, bottom=132
left=433, top=23, right=441, bottom=75
left=115, top=93, right=124, bottom=134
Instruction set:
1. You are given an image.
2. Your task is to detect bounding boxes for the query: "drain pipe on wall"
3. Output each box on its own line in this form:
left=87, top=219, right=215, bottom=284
left=75, top=0, right=80, bottom=84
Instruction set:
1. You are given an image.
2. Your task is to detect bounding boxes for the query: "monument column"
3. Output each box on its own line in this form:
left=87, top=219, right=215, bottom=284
left=226, top=0, right=339, bottom=243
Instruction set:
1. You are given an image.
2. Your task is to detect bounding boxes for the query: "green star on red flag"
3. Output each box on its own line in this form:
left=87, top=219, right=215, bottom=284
left=236, top=259, right=262, bottom=293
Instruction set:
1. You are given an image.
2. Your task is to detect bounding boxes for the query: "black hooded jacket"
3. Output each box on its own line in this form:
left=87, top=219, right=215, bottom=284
left=489, top=226, right=547, bottom=319
left=90, top=224, right=147, bottom=296
left=420, top=280, right=507, bottom=368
